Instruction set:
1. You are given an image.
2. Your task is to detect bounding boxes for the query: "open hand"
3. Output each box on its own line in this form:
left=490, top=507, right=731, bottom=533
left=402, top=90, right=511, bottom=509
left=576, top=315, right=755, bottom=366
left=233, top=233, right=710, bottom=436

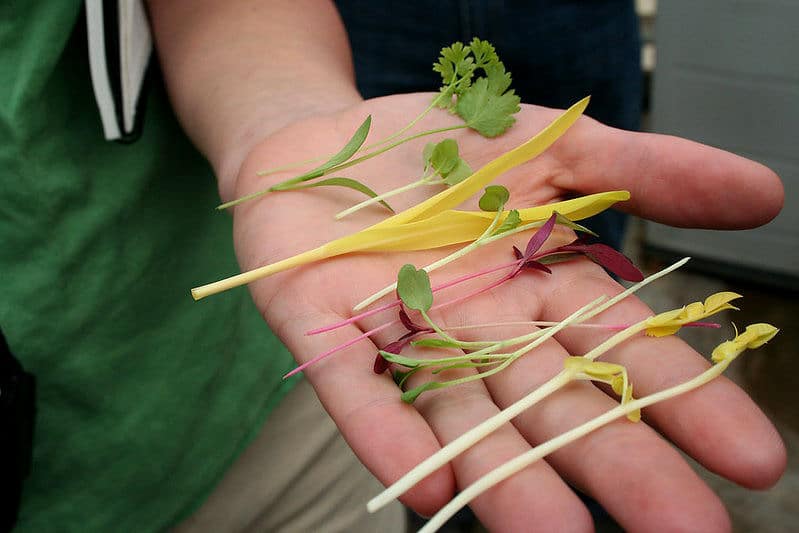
left=227, top=93, right=785, bottom=532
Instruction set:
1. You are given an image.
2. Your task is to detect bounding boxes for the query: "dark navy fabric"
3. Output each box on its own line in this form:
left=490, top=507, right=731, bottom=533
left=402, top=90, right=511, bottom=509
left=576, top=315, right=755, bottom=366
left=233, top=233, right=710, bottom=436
left=336, top=0, right=641, bottom=249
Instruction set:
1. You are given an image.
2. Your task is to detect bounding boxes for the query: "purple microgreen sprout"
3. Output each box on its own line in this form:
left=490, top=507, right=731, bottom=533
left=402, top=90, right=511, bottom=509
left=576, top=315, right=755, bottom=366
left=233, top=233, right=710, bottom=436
left=353, top=184, right=515, bottom=311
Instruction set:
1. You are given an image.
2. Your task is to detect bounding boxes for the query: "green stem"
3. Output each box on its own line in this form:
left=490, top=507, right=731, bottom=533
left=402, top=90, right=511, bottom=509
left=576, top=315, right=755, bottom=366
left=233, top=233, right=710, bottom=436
left=327, top=124, right=468, bottom=175
left=361, top=92, right=449, bottom=152
left=256, top=91, right=453, bottom=178
left=219, top=124, right=467, bottom=211
left=354, top=201, right=511, bottom=311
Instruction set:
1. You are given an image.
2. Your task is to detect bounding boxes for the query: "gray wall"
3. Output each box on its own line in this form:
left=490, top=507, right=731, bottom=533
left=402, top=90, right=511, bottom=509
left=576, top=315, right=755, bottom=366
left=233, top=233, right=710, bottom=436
left=646, top=0, right=798, bottom=280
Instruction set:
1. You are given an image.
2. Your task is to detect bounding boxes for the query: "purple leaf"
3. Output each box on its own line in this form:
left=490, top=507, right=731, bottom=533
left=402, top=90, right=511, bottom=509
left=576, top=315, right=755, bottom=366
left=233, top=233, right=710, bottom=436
left=374, top=330, right=424, bottom=374
left=556, top=241, right=644, bottom=281
left=522, top=260, right=552, bottom=274
left=524, top=213, right=558, bottom=258
left=399, top=307, right=429, bottom=333
left=374, top=353, right=392, bottom=374
left=512, top=246, right=524, bottom=260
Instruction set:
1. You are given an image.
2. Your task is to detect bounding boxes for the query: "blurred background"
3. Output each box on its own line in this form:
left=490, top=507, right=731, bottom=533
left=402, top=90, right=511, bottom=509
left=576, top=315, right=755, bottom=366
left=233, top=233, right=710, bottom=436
left=409, top=0, right=798, bottom=531
left=629, top=1, right=798, bottom=531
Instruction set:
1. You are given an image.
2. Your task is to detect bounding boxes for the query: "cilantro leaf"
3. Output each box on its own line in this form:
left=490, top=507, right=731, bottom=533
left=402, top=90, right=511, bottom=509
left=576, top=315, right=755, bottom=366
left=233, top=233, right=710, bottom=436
left=455, top=76, right=521, bottom=137
left=468, top=38, right=498, bottom=69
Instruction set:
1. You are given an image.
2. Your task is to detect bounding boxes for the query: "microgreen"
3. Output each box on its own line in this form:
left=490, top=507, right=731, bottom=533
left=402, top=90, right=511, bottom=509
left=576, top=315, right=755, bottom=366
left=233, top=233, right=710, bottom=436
left=397, top=265, right=434, bottom=312
left=192, top=100, right=601, bottom=302
left=218, top=116, right=383, bottom=210
left=227, top=38, right=519, bottom=213
left=334, top=138, right=473, bottom=219
left=396, top=324, right=778, bottom=533
left=433, top=39, right=521, bottom=137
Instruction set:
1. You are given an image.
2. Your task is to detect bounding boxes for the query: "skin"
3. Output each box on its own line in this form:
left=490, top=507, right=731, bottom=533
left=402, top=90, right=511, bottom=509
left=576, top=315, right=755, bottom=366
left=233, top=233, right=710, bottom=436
left=149, top=1, right=786, bottom=531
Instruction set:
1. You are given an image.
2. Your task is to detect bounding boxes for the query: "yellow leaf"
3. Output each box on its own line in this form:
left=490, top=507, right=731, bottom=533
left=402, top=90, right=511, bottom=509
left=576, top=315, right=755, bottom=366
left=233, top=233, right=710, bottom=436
left=711, top=323, right=779, bottom=363
left=326, top=191, right=629, bottom=254
left=645, top=292, right=742, bottom=337
left=374, top=96, right=591, bottom=228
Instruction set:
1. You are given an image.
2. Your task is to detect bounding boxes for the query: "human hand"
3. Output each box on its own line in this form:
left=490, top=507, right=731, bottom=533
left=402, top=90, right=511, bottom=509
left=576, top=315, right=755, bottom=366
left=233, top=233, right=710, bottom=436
left=227, top=93, right=785, bottom=532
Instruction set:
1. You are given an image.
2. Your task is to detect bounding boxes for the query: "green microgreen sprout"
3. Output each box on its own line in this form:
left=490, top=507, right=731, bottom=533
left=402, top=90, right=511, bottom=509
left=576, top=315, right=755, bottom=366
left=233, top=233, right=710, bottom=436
left=220, top=38, right=520, bottom=212
left=294, top=216, right=678, bottom=380
left=334, top=138, right=473, bottom=219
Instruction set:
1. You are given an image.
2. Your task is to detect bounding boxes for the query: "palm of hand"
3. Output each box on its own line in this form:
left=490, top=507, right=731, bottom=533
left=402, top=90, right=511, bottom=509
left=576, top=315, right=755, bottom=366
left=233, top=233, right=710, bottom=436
left=227, top=94, right=785, bottom=531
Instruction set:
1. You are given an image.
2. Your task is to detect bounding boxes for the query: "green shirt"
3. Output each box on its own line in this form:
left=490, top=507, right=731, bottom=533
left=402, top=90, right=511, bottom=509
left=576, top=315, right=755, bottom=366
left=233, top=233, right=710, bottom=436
left=0, top=4, right=297, bottom=531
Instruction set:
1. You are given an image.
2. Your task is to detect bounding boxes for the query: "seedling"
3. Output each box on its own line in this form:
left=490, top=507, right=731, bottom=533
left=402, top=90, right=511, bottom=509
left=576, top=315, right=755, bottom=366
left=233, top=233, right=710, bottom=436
left=219, top=38, right=520, bottom=212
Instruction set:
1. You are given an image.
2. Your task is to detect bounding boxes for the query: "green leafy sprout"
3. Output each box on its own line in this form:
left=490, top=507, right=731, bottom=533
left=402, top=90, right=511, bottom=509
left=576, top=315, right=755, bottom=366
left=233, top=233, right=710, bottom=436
left=218, top=38, right=520, bottom=212
left=334, top=138, right=473, bottom=219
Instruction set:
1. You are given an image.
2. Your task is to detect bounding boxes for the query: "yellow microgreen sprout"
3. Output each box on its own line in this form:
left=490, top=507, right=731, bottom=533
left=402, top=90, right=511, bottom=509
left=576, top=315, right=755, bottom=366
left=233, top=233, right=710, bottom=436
left=645, top=291, right=741, bottom=337
left=564, top=357, right=640, bottom=421
left=711, top=323, right=779, bottom=363
left=407, top=324, right=778, bottom=533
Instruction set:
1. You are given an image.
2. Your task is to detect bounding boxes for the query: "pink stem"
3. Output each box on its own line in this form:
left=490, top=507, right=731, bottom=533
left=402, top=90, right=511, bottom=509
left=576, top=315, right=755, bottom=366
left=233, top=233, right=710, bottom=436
left=305, top=259, right=521, bottom=336
left=284, top=320, right=397, bottom=379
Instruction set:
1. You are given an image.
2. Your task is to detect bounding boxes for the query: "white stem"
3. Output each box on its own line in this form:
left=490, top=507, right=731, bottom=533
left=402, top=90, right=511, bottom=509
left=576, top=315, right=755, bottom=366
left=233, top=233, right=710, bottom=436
left=579, top=257, right=691, bottom=322
left=417, top=360, right=730, bottom=533
left=353, top=210, right=528, bottom=311
left=368, top=370, right=575, bottom=514
left=335, top=177, right=433, bottom=220
left=367, top=298, right=603, bottom=513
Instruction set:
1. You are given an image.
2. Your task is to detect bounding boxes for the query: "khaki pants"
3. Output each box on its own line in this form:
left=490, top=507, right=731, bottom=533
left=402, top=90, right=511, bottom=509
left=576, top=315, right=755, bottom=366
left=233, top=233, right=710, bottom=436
left=175, top=379, right=406, bottom=533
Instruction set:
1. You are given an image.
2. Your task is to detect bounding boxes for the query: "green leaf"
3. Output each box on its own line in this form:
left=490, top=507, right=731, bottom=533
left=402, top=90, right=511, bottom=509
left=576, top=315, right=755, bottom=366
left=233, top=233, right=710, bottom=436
left=379, top=350, right=423, bottom=368
left=483, top=61, right=513, bottom=95
left=433, top=42, right=474, bottom=85
left=422, top=142, right=436, bottom=169
left=411, top=338, right=462, bottom=349
left=396, top=264, right=433, bottom=312
left=284, top=177, right=394, bottom=212
left=456, top=77, right=521, bottom=137
left=268, top=115, right=372, bottom=191
left=317, top=115, right=372, bottom=171
left=441, top=158, right=472, bottom=186
left=401, top=381, right=443, bottom=403
left=429, top=139, right=459, bottom=175
left=424, top=139, right=473, bottom=186
left=493, top=209, right=522, bottom=235
left=479, top=185, right=510, bottom=212
left=468, top=38, right=498, bottom=69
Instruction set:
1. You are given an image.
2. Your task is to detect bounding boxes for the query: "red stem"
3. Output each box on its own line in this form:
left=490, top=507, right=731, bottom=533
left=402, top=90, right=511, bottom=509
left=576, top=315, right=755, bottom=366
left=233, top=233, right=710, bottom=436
left=305, top=259, right=521, bottom=335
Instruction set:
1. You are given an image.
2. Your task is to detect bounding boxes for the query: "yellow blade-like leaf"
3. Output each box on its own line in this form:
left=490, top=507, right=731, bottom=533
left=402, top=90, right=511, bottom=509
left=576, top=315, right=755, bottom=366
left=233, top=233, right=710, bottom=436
left=323, top=191, right=628, bottom=254
left=373, top=96, right=591, bottom=228
left=455, top=190, right=630, bottom=224
left=191, top=190, right=627, bottom=300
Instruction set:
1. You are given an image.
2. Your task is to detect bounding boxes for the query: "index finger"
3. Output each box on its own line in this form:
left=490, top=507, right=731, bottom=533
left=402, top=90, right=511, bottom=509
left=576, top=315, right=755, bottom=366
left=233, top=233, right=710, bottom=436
left=543, top=113, right=784, bottom=229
